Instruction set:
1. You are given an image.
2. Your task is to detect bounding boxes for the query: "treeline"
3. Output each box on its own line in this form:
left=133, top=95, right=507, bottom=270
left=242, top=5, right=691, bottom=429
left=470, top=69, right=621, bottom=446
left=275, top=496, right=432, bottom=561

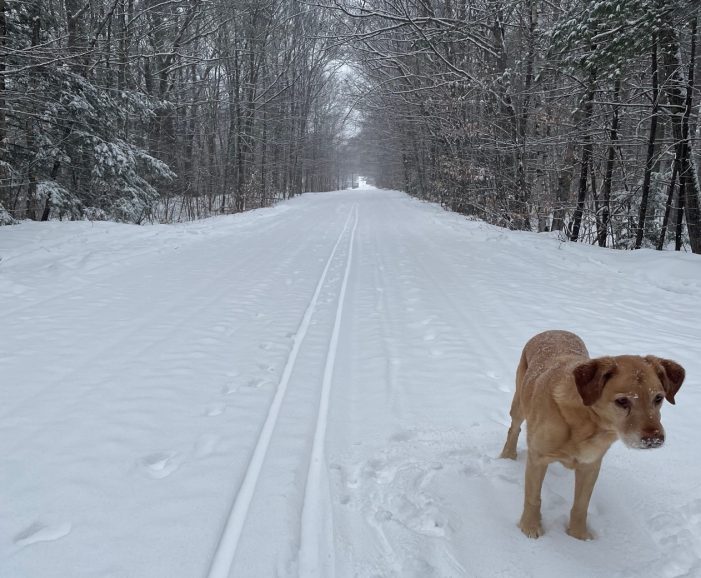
left=0, top=0, right=352, bottom=223
left=4, top=0, right=701, bottom=253
left=342, top=0, right=701, bottom=251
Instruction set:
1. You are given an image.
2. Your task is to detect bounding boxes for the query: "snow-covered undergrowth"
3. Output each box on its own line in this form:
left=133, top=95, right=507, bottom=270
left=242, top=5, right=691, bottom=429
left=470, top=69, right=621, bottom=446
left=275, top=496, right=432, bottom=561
left=1, top=189, right=699, bottom=577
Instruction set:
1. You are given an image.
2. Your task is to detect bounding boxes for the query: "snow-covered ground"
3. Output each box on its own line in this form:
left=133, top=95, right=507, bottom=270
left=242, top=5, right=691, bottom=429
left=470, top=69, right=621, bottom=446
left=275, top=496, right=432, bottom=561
left=1, top=188, right=700, bottom=578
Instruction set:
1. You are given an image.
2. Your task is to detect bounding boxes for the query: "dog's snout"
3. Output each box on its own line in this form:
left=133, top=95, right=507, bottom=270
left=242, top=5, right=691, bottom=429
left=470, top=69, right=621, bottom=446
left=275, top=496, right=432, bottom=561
left=640, top=429, right=665, bottom=449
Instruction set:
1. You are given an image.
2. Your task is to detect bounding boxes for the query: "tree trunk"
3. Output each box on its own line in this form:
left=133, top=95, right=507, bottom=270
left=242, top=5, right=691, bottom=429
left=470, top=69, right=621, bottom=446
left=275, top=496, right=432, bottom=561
left=634, top=41, right=660, bottom=249
left=570, top=78, right=596, bottom=242
left=598, top=78, right=621, bottom=247
left=0, top=0, right=7, bottom=207
left=682, top=17, right=700, bottom=253
left=514, top=0, right=537, bottom=230
left=260, top=103, right=268, bottom=205
left=675, top=174, right=686, bottom=251
left=657, top=154, right=680, bottom=250
left=24, top=0, right=42, bottom=220
left=661, top=16, right=701, bottom=253
left=552, top=141, right=575, bottom=231
left=590, top=155, right=599, bottom=241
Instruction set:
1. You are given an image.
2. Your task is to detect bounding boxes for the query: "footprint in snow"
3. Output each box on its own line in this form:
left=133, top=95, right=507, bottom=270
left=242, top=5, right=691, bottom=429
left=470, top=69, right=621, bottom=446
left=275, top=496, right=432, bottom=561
left=486, top=370, right=512, bottom=393
left=14, top=521, right=72, bottom=547
left=204, top=403, right=225, bottom=417
left=245, top=377, right=269, bottom=389
left=194, top=434, right=220, bottom=458
left=408, top=317, right=433, bottom=329
left=646, top=498, right=701, bottom=572
left=377, top=467, right=449, bottom=538
left=139, top=452, right=181, bottom=479
left=621, top=503, right=701, bottom=578
left=348, top=434, right=526, bottom=547
left=389, top=430, right=415, bottom=443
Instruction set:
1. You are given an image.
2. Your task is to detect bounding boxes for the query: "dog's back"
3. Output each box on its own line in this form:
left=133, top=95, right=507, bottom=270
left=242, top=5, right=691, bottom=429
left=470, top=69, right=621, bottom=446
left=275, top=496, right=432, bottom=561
left=513, top=330, right=589, bottom=418
left=522, top=330, right=589, bottom=376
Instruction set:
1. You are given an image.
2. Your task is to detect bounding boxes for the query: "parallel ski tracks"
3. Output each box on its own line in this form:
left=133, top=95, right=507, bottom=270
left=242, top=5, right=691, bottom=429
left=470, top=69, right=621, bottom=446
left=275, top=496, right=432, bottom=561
left=206, top=204, right=359, bottom=578
left=298, top=202, right=359, bottom=577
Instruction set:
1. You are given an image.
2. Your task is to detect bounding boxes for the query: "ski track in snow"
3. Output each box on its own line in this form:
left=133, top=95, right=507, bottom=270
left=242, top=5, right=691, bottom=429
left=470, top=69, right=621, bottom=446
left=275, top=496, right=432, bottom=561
left=1, top=189, right=701, bottom=578
left=298, top=204, right=359, bottom=577
left=206, top=204, right=358, bottom=578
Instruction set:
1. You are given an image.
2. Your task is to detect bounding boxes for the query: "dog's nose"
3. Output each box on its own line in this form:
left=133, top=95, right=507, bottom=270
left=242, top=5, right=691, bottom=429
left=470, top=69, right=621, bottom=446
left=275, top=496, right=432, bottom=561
left=640, top=429, right=664, bottom=449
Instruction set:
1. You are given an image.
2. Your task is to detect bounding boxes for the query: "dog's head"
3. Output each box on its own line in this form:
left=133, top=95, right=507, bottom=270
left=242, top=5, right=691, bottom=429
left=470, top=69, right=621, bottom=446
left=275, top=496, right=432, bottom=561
left=573, top=355, right=685, bottom=449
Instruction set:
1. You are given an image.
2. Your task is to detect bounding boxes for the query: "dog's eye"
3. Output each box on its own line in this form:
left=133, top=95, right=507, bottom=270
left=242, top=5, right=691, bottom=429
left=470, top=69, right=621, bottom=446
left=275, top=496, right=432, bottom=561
left=615, top=397, right=631, bottom=410
left=653, top=394, right=664, bottom=405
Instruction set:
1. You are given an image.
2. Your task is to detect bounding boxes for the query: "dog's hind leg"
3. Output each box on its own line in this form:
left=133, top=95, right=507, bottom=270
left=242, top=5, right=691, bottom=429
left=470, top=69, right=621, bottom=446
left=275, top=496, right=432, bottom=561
left=500, top=353, right=526, bottom=460
left=518, top=451, right=548, bottom=538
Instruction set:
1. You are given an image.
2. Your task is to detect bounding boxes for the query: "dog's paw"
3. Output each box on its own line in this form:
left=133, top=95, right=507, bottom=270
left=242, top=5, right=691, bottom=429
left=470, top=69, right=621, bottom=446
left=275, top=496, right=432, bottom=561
left=566, top=525, right=594, bottom=541
left=518, top=519, right=544, bottom=539
left=499, top=449, right=517, bottom=460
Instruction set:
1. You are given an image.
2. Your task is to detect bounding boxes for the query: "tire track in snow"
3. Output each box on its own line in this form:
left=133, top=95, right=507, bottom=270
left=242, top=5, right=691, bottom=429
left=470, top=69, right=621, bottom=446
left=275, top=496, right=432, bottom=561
left=298, top=205, right=359, bottom=577
left=206, top=204, right=358, bottom=578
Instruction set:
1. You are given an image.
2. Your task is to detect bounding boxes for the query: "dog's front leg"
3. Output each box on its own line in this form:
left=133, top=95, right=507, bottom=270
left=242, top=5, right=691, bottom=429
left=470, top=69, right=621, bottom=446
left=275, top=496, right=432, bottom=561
left=567, top=458, right=602, bottom=540
left=519, top=451, right=548, bottom=538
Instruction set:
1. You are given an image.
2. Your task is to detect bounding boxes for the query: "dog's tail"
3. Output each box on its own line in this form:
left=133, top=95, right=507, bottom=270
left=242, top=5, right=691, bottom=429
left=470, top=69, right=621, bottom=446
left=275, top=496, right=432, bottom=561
left=515, top=350, right=528, bottom=394
left=500, top=350, right=528, bottom=460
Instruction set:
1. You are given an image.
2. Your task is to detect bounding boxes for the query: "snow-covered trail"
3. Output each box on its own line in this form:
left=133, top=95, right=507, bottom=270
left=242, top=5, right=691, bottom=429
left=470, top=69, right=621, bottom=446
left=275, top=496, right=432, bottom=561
left=1, top=189, right=700, bottom=578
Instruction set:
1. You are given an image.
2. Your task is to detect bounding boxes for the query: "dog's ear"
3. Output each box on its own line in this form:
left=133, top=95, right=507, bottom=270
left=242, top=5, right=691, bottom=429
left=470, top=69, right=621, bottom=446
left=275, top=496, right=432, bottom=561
left=573, top=357, right=617, bottom=406
left=645, top=356, right=685, bottom=404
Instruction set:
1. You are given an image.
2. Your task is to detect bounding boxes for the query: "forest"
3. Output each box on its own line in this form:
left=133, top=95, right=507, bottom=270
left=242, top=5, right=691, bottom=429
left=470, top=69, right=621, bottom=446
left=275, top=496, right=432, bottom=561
left=1, top=0, right=700, bottom=252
